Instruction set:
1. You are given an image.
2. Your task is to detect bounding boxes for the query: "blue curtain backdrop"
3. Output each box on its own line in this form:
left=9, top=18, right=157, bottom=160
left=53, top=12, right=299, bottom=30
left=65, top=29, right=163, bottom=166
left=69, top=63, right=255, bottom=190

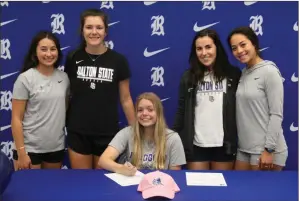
left=0, top=1, right=298, bottom=170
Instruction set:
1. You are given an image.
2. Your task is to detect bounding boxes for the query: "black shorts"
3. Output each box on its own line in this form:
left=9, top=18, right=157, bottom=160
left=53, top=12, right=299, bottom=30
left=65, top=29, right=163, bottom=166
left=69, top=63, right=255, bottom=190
left=12, top=149, right=65, bottom=165
left=188, top=145, right=235, bottom=162
left=67, top=130, right=114, bottom=156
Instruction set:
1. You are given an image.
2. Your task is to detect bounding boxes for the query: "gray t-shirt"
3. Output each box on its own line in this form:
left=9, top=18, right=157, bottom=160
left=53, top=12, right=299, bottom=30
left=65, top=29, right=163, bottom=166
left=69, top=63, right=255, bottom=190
left=12, top=68, right=70, bottom=153
left=109, top=126, right=186, bottom=169
left=236, top=60, right=287, bottom=154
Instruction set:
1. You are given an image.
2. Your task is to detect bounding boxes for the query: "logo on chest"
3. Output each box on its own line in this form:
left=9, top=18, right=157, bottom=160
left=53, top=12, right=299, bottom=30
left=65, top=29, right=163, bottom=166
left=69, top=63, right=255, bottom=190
left=76, top=66, right=114, bottom=89
left=197, top=81, right=224, bottom=93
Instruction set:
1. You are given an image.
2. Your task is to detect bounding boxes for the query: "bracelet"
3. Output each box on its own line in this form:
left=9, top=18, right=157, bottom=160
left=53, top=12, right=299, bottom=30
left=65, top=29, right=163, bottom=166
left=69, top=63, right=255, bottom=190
left=17, top=146, right=28, bottom=155
left=18, top=146, right=25, bottom=150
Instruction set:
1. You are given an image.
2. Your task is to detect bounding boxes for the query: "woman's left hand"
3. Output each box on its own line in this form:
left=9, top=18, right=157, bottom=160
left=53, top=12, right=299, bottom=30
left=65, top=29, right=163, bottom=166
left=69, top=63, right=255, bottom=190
left=258, top=151, right=274, bottom=170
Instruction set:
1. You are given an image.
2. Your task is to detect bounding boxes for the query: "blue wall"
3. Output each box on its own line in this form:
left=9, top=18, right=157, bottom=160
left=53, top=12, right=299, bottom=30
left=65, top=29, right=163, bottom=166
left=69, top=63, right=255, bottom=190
left=0, top=1, right=297, bottom=170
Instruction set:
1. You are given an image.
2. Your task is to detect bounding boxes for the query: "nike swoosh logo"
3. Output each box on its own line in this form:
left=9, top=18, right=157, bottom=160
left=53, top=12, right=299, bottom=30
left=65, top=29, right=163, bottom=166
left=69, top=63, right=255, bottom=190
left=193, top=22, right=220, bottom=32
left=244, top=1, right=258, bottom=6
left=144, top=1, right=157, bottom=6
left=290, top=122, right=298, bottom=132
left=60, top=46, right=70, bottom=51
left=0, top=71, right=19, bottom=80
left=108, top=21, right=120, bottom=27
left=0, top=125, right=11, bottom=132
left=291, top=73, right=298, bottom=82
left=259, top=47, right=269, bottom=52
left=161, top=97, right=170, bottom=102
left=76, top=60, right=84, bottom=64
left=144, top=47, right=170, bottom=57
left=293, top=21, right=298, bottom=31
left=0, top=19, right=17, bottom=27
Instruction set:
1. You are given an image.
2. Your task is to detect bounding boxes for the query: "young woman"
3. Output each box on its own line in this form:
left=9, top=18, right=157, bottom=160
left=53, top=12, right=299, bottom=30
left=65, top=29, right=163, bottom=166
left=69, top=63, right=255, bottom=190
left=173, top=29, right=241, bottom=170
left=64, top=9, right=135, bottom=169
left=11, top=30, right=69, bottom=170
left=98, top=92, right=186, bottom=176
left=228, top=26, right=288, bottom=171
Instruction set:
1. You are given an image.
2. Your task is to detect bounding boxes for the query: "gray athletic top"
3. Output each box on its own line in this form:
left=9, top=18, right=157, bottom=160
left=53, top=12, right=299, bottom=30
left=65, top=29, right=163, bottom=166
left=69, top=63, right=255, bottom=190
left=109, top=126, right=186, bottom=169
left=236, top=60, right=287, bottom=154
left=12, top=68, right=70, bottom=153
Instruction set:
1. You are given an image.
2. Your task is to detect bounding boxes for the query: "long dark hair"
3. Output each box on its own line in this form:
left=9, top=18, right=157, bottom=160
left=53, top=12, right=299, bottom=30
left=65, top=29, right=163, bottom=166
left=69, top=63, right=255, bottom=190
left=188, top=29, right=232, bottom=85
left=79, top=8, right=109, bottom=48
left=227, top=26, right=261, bottom=57
left=21, top=30, right=62, bottom=73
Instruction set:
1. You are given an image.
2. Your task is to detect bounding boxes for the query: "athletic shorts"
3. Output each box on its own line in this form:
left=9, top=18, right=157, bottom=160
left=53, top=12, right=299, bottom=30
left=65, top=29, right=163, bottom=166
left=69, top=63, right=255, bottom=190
left=13, top=149, right=65, bottom=165
left=67, top=130, right=114, bottom=156
left=188, top=145, right=236, bottom=162
left=236, top=149, right=288, bottom=166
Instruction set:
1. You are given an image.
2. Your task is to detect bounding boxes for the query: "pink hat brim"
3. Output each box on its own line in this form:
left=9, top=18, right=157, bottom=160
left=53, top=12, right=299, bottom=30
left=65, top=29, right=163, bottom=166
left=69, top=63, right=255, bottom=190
left=142, top=185, right=175, bottom=199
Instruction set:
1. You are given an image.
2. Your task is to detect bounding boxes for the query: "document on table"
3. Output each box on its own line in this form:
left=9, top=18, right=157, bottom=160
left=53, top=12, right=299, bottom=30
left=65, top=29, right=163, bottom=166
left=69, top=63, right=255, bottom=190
left=105, top=170, right=145, bottom=186
left=186, top=172, right=227, bottom=186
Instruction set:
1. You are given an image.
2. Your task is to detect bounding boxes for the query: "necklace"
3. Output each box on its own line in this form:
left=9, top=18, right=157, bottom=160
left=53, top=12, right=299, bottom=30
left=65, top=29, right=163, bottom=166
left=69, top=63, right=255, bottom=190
left=86, top=53, right=101, bottom=62
left=85, top=46, right=107, bottom=62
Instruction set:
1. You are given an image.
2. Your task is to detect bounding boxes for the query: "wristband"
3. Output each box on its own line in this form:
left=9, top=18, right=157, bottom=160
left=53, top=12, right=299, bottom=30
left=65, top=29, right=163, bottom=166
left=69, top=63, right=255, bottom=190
left=265, top=147, right=275, bottom=153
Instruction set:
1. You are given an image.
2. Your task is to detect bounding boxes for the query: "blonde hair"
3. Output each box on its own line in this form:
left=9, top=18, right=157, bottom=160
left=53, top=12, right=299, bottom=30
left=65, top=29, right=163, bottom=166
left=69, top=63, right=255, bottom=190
left=131, top=92, right=167, bottom=169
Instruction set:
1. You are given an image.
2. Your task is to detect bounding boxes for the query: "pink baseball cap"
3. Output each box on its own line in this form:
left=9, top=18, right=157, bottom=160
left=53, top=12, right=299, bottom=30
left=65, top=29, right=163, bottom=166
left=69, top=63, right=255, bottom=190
left=137, top=171, right=180, bottom=199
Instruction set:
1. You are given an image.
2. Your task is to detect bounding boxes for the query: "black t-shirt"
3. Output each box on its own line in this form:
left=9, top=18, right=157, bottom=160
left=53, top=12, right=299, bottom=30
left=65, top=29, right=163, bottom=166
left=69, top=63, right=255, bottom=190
left=64, top=48, right=131, bottom=136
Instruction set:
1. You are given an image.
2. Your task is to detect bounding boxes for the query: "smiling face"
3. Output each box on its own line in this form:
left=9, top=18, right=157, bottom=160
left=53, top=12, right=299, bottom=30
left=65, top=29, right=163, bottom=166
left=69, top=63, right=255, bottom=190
left=229, top=33, right=258, bottom=65
left=82, top=16, right=107, bottom=47
left=36, top=38, right=58, bottom=68
left=195, top=36, right=217, bottom=69
left=137, top=99, right=157, bottom=128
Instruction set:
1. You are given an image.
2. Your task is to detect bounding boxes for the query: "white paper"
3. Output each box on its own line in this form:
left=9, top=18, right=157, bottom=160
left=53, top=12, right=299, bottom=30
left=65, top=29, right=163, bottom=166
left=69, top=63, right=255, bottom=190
left=104, top=170, right=145, bottom=186
left=186, top=172, right=227, bottom=186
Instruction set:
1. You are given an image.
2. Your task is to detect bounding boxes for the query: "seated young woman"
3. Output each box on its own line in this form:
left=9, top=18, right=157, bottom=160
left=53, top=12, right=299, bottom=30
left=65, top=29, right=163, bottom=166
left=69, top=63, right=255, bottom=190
left=98, top=92, right=186, bottom=176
